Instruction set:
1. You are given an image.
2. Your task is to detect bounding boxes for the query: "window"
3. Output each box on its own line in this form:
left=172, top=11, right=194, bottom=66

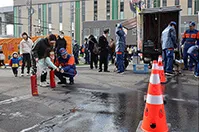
left=175, top=0, right=179, bottom=5
left=188, top=0, right=192, bottom=8
left=162, top=0, right=167, bottom=6
left=194, top=0, right=199, bottom=14
left=71, top=2, right=74, bottom=23
left=120, top=0, right=124, bottom=19
left=82, top=1, right=85, bottom=21
left=106, top=0, right=110, bottom=20
left=154, top=0, right=160, bottom=7
left=38, top=5, right=41, bottom=20
left=59, top=3, right=63, bottom=23
left=18, top=7, right=21, bottom=23
left=188, top=0, right=192, bottom=15
left=48, top=4, right=52, bottom=24
left=94, top=0, right=98, bottom=21
left=147, top=0, right=151, bottom=8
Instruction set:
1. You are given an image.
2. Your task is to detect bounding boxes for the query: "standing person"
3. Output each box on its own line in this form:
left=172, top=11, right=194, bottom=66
left=0, top=51, right=6, bottom=68
left=182, top=21, right=199, bottom=71
left=20, top=32, right=33, bottom=76
left=73, top=40, right=80, bottom=64
left=88, top=35, right=98, bottom=69
left=84, top=38, right=90, bottom=64
left=55, top=48, right=77, bottom=85
left=115, top=24, right=126, bottom=74
left=9, top=52, right=22, bottom=77
left=32, top=34, right=57, bottom=87
left=188, top=45, right=199, bottom=78
left=109, top=38, right=116, bottom=64
left=161, top=21, right=177, bottom=76
left=55, top=31, right=67, bottom=60
left=98, top=29, right=110, bottom=72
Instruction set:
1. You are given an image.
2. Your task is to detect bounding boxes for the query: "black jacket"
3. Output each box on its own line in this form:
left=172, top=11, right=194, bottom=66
left=32, top=38, right=53, bottom=59
left=88, top=37, right=98, bottom=54
left=98, top=35, right=109, bottom=55
left=56, top=36, right=67, bottom=54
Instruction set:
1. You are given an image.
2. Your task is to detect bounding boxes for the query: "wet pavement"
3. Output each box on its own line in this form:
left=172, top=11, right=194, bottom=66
left=0, top=66, right=198, bottom=132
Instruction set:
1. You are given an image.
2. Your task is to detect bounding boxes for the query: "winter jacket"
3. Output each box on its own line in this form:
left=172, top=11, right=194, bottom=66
left=9, top=57, right=22, bottom=68
left=20, top=38, right=33, bottom=54
left=188, top=45, right=199, bottom=61
left=32, top=38, right=53, bottom=59
left=115, top=27, right=126, bottom=52
left=0, top=53, right=5, bottom=60
left=56, top=36, right=67, bottom=55
left=182, top=29, right=199, bottom=45
left=88, top=37, right=98, bottom=54
left=55, top=54, right=77, bottom=76
left=98, top=35, right=109, bottom=55
left=38, top=57, right=57, bottom=70
left=73, top=43, right=80, bottom=55
left=161, top=25, right=177, bottom=50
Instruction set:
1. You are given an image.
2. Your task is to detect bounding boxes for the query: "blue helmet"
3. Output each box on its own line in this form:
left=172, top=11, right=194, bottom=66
left=170, top=21, right=177, bottom=26
left=189, top=21, right=196, bottom=27
left=59, top=48, right=67, bottom=56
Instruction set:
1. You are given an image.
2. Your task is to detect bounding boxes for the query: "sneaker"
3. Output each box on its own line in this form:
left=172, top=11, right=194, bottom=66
left=26, top=73, right=30, bottom=76
left=21, top=73, right=24, bottom=77
left=165, top=72, right=175, bottom=76
left=44, top=81, right=50, bottom=86
left=98, top=70, right=102, bottom=72
left=15, top=74, right=17, bottom=77
left=104, top=70, right=110, bottom=72
left=69, top=81, right=74, bottom=85
left=194, top=74, right=199, bottom=78
left=40, top=82, right=48, bottom=87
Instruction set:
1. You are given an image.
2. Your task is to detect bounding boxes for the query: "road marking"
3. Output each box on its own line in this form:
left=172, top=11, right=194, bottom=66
left=20, top=124, right=39, bottom=132
left=171, top=98, right=198, bottom=104
left=0, top=95, right=32, bottom=105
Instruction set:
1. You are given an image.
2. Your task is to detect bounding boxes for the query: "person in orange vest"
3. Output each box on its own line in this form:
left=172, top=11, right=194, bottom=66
left=55, top=48, right=77, bottom=85
left=182, top=21, right=199, bottom=71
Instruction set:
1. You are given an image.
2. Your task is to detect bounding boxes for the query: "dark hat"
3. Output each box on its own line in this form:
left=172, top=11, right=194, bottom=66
left=49, top=34, right=57, bottom=42
left=59, top=48, right=67, bottom=56
left=118, top=24, right=123, bottom=28
left=21, top=32, right=28, bottom=37
left=104, top=29, right=109, bottom=34
left=189, top=21, right=196, bottom=27
left=59, top=31, right=64, bottom=35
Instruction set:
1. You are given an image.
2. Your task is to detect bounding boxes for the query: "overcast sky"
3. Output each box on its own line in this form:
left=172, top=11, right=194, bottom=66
left=0, top=0, right=13, bottom=7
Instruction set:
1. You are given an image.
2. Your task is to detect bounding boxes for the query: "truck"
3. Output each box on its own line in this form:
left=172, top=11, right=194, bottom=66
left=137, top=6, right=182, bottom=65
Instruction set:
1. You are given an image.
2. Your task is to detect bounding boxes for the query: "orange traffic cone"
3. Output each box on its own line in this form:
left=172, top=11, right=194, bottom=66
left=158, top=56, right=166, bottom=84
left=140, top=66, right=168, bottom=132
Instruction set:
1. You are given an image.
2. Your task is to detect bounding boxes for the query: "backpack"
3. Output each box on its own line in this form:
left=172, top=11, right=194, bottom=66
left=93, top=42, right=100, bottom=54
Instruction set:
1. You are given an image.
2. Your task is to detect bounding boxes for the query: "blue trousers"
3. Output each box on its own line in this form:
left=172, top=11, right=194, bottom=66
left=162, top=49, right=174, bottom=73
left=189, top=53, right=199, bottom=76
left=116, top=53, right=124, bottom=73
left=183, top=44, right=194, bottom=69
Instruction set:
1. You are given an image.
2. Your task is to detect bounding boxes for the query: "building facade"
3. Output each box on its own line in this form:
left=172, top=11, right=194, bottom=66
left=13, top=0, right=199, bottom=43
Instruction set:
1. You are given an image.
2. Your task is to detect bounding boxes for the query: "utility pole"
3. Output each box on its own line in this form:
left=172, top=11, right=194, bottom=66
left=27, top=0, right=33, bottom=37
left=30, top=0, right=32, bottom=37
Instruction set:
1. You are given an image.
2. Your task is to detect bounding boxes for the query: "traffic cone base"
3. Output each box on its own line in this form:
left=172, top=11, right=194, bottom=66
left=136, top=121, right=171, bottom=132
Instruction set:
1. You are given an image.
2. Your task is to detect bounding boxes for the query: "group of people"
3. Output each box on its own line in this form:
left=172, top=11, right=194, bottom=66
left=161, top=21, right=199, bottom=78
left=8, top=31, right=77, bottom=87
left=80, top=24, right=127, bottom=74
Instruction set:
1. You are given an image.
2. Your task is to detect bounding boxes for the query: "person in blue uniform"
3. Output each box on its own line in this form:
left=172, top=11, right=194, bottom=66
left=187, top=45, right=199, bottom=78
left=182, top=21, right=199, bottom=70
left=55, top=48, right=77, bottom=85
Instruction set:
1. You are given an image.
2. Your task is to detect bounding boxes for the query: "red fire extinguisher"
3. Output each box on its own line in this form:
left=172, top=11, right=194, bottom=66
left=50, top=69, right=56, bottom=88
left=31, top=74, right=38, bottom=96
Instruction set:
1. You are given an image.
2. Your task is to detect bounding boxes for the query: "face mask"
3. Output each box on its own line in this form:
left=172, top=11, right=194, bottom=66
left=60, top=35, right=64, bottom=39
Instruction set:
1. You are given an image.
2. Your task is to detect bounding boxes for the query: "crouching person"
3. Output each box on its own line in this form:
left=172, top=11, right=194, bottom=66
left=187, top=45, right=199, bottom=78
left=55, top=48, right=77, bottom=85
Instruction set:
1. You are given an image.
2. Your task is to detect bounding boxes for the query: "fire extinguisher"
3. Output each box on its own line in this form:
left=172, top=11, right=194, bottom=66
left=50, top=69, right=56, bottom=88
left=30, top=71, right=38, bottom=96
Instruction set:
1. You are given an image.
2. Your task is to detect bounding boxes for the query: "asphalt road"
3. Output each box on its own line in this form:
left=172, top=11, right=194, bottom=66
left=0, top=65, right=198, bottom=132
